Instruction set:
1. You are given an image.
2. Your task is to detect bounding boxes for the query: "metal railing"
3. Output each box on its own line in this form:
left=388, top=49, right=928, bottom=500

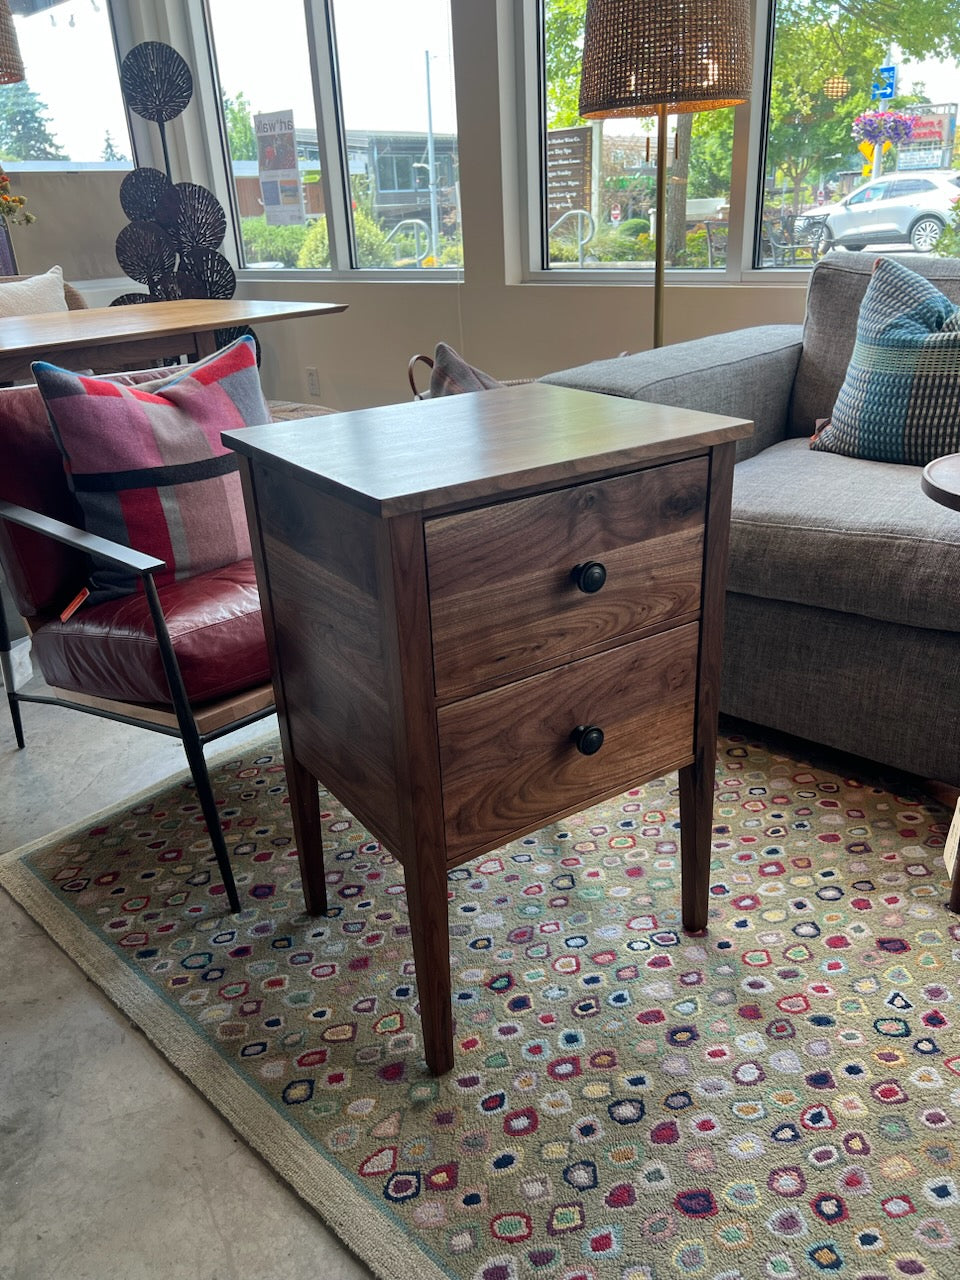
left=385, top=218, right=433, bottom=266
left=548, top=209, right=596, bottom=267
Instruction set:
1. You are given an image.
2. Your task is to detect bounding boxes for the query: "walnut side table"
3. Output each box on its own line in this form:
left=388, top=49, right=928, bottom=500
left=225, top=383, right=752, bottom=1074
left=921, top=451, right=960, bottom=913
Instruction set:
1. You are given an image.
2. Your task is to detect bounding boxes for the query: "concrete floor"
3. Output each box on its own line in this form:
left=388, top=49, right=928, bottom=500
left=0, top=667, right=373, bottom=1280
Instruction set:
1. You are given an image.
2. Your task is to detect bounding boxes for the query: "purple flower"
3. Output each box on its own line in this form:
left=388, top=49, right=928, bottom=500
left=851, top=111, right=919, bottom=146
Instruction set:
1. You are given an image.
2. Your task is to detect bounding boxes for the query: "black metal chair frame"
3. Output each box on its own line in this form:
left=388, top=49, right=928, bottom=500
left=0, top=499, right=276, bottom=914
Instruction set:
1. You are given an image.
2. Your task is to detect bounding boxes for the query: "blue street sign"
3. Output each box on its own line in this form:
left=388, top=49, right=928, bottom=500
left=872, top=65, right=897, bottom=99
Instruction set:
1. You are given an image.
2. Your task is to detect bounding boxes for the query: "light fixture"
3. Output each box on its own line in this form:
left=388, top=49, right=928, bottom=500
left=579, top=0, right=752, bottom=347
left=823, top=75, right=851, bottom=100
left=0, top=0, right=25, bottom=84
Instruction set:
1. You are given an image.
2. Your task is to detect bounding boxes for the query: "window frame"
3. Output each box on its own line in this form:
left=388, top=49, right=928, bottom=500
left=517, top=0, right=813, bottom=286
left=189, top=0, right=462, bottom=281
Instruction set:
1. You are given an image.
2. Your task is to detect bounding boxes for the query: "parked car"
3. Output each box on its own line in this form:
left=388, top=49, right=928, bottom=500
left=795, top=171, right=960, bottom=253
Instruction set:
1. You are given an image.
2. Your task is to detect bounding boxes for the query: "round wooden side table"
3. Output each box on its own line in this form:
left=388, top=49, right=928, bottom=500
left=921, top=452, right=960, bottom=913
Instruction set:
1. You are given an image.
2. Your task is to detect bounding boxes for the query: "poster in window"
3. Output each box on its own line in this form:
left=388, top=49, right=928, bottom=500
left=254, top=111, right=305, bottom=226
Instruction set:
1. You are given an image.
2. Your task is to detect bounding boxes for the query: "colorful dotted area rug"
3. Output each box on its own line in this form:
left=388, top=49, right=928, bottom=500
left=1, top=728, right=959, bottom=1280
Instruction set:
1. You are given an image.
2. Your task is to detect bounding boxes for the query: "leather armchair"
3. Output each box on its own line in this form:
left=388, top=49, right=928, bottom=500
left=0, top=372, right=279, bottom=914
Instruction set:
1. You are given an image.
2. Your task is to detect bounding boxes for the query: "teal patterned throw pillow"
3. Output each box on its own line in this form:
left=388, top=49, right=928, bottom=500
left=811, top=256, right=960, bottom=465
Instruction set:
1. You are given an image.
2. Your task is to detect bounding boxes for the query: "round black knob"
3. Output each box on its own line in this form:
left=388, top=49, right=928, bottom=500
left=571, top=724, right=604, bottom=755
left=571, top=561, right=607, bottom=593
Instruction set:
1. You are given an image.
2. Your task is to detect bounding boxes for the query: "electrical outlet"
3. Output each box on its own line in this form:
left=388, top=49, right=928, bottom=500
left=305, top=366, right=321, bottom=397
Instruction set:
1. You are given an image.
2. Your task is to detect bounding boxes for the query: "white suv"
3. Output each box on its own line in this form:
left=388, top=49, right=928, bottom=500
left=814, top=171, right=960, bottom=253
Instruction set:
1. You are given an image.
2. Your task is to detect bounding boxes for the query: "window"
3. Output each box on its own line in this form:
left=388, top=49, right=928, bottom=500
left=540, top=0, right=736, bottom=272
left=206, top=0, right=327, bottom=270
left=330, top=0, right=461, bottom=270
left=760, top=0, right=960, bottom=266
left=204, top=0, right=461, bottom=272
left=2, top=1, right=130, bottom=164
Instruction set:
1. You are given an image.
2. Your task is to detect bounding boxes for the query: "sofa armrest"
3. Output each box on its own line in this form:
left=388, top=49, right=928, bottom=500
left=539, top=324, right=804, bottom=460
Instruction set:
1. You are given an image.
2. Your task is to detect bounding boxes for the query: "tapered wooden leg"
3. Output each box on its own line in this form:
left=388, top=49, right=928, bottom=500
left=405, top=847, right=453, bottom=1076
left=285, top=752, right=327, bottom=916
left=679, top=752, right=715, bottom=934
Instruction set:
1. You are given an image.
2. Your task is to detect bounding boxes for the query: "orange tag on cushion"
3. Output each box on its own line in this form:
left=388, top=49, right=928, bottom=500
left=59, top=586, right=89, bottom=621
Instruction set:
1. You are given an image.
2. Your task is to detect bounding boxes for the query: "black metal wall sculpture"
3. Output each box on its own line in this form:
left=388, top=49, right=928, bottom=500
left=113, top=41, right=254, bottom=356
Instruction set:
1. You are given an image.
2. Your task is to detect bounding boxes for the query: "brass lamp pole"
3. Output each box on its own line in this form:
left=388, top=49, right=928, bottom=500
left=578, top=0, right=752, bottom=348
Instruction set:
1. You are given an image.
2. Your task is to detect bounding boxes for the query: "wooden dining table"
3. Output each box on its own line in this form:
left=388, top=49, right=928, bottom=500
left=0, top=296, right=347, bottom=383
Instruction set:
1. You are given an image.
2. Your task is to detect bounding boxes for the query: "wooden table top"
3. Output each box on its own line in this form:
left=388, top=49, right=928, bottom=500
left=224, top=381, right=754, bottom=517
left=0, top=297, right=347, bottom=360
left=922, top=453, right=960, bottom=514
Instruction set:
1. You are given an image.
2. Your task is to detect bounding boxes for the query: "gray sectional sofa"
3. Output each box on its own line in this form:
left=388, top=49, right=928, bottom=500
left=542, top=251, right=960, bottom=788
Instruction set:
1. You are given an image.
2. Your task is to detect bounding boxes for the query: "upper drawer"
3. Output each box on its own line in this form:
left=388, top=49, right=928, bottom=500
left=425, top=456, right=707, bottom=697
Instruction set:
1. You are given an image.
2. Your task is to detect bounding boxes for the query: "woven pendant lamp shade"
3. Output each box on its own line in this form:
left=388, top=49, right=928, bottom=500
left=579, top=0, right=752, bottom=117
left=0, top=0, right=24, bottom=86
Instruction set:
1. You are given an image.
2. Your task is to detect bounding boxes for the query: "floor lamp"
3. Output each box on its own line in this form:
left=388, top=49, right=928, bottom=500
left=0, top=1, right=24, bottom=85
left=578, top=0, right=752, bottom=348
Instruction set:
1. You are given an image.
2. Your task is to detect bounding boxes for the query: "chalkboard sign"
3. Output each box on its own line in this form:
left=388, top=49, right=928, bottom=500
left=547, top=126, right=593, bottom=229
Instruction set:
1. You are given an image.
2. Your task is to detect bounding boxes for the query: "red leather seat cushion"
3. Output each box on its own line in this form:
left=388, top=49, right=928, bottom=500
left=29, top=559, right=270, bottom=705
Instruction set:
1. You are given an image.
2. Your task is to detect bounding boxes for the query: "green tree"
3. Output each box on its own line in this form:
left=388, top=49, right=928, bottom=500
left=0, top=83, right=66, bottom=160
left=223, top=91, right=257, bottom=162
left=544, top=0, right=588, bottom=127
left=101, top=131, right=127, bottom=163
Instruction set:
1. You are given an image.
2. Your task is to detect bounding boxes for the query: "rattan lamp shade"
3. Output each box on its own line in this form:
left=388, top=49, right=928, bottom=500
left=0, top=0, right=24, bottom=85
left=578, top=0, right=752, bottom=117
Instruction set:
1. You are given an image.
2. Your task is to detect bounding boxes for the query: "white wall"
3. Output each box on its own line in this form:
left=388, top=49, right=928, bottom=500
left=9, top=0, right=808, bottom=411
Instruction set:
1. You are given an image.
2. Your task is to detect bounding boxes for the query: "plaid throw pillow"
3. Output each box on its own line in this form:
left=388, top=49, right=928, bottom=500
left=33, top=335, right=268, bottom=599
left=429, top=342, right=503, bottom=396
left=811, top=256, right=960, bottom=466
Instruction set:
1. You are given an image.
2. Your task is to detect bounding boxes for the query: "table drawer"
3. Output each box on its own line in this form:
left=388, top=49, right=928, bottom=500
left=425, top=457, right=707, bottom=697
left=437, top=621, right=698, bottom=861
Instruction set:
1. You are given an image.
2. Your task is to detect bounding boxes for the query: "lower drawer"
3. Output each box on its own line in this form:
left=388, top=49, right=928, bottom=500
left=437, top=622, right=698, bottom=862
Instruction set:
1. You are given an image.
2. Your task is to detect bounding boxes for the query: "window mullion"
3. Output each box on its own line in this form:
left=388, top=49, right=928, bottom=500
left=304, top=0, right=354, bottom=271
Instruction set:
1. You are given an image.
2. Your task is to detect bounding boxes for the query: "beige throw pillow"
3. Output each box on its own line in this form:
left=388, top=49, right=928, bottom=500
left=0, top=265, right=69, bottom=317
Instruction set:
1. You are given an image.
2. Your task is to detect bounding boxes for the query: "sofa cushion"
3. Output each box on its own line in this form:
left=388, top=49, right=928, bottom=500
left=33, top=335, right=268, bottom=601
left=791, top=251, right=960, bottom=438
left=28, top=558, right=269, bottom=705
left=540, top=325, right=802, bottom=459
left=810, top=256, right=960, bottom=465
left=729, top=437, right=960, bottom=632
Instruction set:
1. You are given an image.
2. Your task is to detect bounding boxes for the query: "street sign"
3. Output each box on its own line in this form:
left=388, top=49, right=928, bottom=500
left=872, top=65, right=896, bottom=100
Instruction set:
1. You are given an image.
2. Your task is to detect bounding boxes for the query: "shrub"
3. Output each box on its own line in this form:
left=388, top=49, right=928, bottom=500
left=934, top=196, right=960, bottom=259
left=674, top=227, right=709, bottom=268
left=618, top=217, right=650, bottom=237
left=297, top=207, right=395, bottom=268
left=240, top=217, right=308, bottom=268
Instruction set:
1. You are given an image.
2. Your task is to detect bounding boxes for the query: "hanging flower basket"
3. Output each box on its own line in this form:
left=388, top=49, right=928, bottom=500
left=851, top=111, right=919, bottom=147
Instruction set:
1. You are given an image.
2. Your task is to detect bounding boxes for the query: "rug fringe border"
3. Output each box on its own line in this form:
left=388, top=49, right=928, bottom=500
left=0, top=740, right=453, bottom=1280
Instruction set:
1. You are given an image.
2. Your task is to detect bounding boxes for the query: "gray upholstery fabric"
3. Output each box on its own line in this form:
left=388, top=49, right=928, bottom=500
left=730, top=438, right=960, bottom=632
left=539, top=259, right=960, bottom=785
left=723, top=592, right=960, bottom=787
left=790, top=251, right=960, bottom=438
left=540, top=325, right=802, bottom=460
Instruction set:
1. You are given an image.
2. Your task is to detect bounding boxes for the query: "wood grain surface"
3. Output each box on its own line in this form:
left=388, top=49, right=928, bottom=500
left=437, top=623, right=699, bottom=862
left=225, top=382, right=752, bottom=516
left=427, top=457, right=707, bottom=695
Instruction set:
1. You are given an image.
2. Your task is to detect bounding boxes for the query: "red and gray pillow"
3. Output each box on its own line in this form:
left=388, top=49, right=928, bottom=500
left=33, top=334, right=268, bottom=599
